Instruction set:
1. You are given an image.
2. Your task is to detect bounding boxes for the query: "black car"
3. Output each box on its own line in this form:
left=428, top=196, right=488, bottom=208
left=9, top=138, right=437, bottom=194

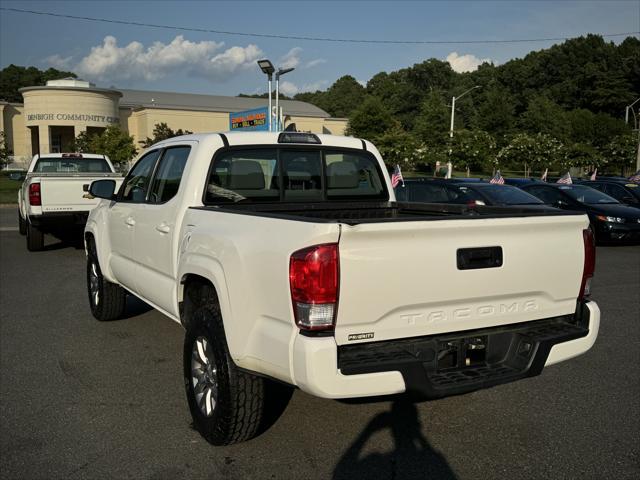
left=519, top=183, right=640, bottom=243
left=576, top=180, right=640, bottom=209
left=394, top=178, right=556, bottom=210
left=503, top=178, right=543, bottom=187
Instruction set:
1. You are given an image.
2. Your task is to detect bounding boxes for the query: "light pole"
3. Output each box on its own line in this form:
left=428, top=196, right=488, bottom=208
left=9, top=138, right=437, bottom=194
left=624, top=96, right=640, bottom=170
left=448, top=85, right=481, bottom=178
left=275, top=67, right=294, bottom=131
left=257, top=59, right=275, bottom=131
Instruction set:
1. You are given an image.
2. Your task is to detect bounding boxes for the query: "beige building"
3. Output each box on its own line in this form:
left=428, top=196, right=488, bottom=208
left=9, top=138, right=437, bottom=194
left=0, top=78, right=347, bottom=166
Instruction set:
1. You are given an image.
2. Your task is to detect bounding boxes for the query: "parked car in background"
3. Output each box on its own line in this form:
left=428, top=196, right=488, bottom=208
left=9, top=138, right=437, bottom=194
left=519, top=183, right=640, bottom=244
left=395, top=178, right=556, bottom=210
left=576, top=180, right=640, bottom=209
left=504, top=178, right=543, bottom=187
left=18, top=153, right=124, bottom=251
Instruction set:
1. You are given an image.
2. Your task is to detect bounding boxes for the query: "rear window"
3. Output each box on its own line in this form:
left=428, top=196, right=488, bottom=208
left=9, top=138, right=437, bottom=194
left=204, top=148, right=387, bottom=204
left=33, top=158, right=111, bottom=173
left=472, top=185, right=544, bottom=205
left=560, top=185, right=619, bottom=204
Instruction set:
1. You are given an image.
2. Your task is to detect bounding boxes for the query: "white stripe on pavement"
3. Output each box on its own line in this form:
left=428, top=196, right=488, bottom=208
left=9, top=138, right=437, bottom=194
left=0, top=227, right=18, bottom=231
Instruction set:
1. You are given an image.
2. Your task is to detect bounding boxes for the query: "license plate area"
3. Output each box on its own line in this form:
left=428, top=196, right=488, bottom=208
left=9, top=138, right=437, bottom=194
left=457, top=246, right=503, bottom=270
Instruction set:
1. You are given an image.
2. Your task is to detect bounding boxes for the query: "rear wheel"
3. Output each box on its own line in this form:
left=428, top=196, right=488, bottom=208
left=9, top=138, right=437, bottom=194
left=18, top=212, right=26, bottom=235
left=26, top=221, right=44, bottom=251
left=183, top=285, right=266, bottom=445
left=86, top=240, right=126, bottom=321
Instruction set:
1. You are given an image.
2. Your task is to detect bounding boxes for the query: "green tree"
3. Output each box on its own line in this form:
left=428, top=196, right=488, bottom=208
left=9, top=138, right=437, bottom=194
left=373, top=126, right=424, bottom=171
left=0, top=65, right=77, bottom=103
left=71, top=125, right=137, bottom=168
left=598, top=134, right=638, bottom=175
left=141, top=122, right=193, bottom=148
left=317, top=75, right=366, bottom=118
left=0, top=131, right=12, bottom=168
left=472, top=86, right=516, bottom=140
left=497, top=133, right=564, bottom=173
left=449, top=130, right=497, bottom=174
left=346, top=96, right=398, bottom=140
left=563, top=142, right=599, bottom=170
left=413, top=90, right=450, bottom=146
left=519, top=95, right=568, bottom=139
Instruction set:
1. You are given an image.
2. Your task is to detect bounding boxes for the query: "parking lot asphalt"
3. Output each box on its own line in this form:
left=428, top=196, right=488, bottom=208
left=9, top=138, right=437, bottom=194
left=1, top=205, right=639, bottom=480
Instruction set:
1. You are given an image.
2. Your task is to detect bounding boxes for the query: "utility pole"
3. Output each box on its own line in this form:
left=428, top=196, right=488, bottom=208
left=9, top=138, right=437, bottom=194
left=448, top=85, right=481, bottom=178
left=625, top=97, right=640, bottom=171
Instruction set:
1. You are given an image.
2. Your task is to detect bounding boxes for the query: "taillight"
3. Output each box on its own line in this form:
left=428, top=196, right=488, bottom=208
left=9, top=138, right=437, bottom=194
left=29, top=183, right=41, bottom=206
left=289, top=243, right=339, bottom=332
left=579, top=228, right=596, bottom=300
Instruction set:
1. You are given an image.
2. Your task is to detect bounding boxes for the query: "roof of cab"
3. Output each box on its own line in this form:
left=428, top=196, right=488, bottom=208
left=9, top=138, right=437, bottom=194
left=152, top=131, right=370, bottom=151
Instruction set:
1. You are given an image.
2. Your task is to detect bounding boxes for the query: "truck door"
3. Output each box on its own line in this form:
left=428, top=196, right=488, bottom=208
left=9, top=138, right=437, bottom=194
left=134, top=145, right=192, bottom=316
left=107, top=149, right=161, bottom=292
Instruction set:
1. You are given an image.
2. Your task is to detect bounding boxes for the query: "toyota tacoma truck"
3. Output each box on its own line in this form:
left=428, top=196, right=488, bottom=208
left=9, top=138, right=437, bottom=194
left=18, top=153, right=123, bottom=251
left=84, top=132, right=600, bottom=445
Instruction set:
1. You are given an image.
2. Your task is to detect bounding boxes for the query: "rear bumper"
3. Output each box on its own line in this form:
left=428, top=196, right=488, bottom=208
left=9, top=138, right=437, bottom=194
left=291, top=301, right=599, bottom=399
left=29, top=211, right=90, bottom=229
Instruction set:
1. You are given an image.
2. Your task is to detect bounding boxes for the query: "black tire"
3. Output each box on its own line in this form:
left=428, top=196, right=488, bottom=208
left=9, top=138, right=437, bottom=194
left=26, top=221, right=44, bottom=251
left=183, top=285, right=265, bottom=445
left=86, top=240, right=126, bottom=321
left=18, top=212, right=26, bottom=235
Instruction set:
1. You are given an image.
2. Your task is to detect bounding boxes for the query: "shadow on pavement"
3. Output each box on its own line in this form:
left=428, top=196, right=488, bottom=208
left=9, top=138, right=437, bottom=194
left=333, top=397, right=457, bottom=480
left=120, top=295, right=154, bottom=319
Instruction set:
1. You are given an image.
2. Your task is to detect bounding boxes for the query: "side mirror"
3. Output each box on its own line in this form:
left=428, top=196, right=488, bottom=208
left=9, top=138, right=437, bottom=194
left=88, top=179, right=116, bottom=200
left=622, top=196, right=638, bottom=204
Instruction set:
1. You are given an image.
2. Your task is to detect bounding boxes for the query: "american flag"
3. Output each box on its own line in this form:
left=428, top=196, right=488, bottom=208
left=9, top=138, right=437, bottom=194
left=590, top=168, right=597, bottom=181
left=489, top=170, right=505, bottom=184
left=557, top=172, right=572, bottom=184
left=391, top=165, right=404, bottom=188
left=629, top=170, right=640, bottom=183
left=541, top=168, right=548, bottom=182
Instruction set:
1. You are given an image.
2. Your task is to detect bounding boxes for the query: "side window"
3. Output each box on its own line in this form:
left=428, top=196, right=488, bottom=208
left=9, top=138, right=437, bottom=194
left=120, top=150, right=161, bottom=202
left=149, top=146, right=191, bottom=204
left=526, top=187, right=562, bottom=204
left=602, top=184, right=626, bottom=201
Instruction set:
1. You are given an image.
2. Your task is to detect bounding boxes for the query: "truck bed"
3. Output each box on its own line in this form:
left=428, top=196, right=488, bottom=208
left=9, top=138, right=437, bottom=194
left=194, top=201, right=580, bottom=225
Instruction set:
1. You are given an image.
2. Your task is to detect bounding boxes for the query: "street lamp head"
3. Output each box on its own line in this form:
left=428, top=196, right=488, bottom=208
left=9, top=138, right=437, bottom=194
left=257, top=59, right=275, bottom=76
left=276, top=67, right=295, bottom=78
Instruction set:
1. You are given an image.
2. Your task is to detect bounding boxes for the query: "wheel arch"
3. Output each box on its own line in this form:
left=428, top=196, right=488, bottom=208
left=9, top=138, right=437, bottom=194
left=178, top=258, right=238, bottom=358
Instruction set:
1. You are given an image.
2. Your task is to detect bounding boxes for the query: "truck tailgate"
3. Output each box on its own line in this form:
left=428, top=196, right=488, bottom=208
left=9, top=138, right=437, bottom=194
left=39, top=176, right=122, bottom=212
left=334, top=214, right=589, bottom=345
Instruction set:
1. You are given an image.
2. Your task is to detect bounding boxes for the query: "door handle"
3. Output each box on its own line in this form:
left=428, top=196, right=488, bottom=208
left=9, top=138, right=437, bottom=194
left=125, top=217, right=136, bottom=227
left=155, top=223, right=171, bottom=234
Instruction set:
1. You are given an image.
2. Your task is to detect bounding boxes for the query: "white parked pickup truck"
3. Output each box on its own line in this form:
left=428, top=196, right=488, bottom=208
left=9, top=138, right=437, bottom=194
left=84, top=132, right=600, bottom=445
left=18, top=153, right=123, bottom=251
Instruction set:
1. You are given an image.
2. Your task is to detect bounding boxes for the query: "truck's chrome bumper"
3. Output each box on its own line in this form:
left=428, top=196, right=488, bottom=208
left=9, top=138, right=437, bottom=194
left=292, top=301, right=599, bottom=399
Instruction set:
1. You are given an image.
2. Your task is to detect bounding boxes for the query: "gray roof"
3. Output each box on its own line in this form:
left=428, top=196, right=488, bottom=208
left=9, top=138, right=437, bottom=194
left=119, top=89, right=330, bottom=118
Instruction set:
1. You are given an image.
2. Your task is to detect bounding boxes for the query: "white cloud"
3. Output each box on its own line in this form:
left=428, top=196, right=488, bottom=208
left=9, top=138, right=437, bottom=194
left=279, top=80, right=300, bottom=96
left=446, top=52, right=492, bottom=73
left=279, top=47, right=302, bottom=69
left=305, top=58, right=327, bottom=68
left=56, top=35, right=263, bottom=83
left=279, top=80, right=329, bottom=96
left=46, top=54, right=73, bottom=70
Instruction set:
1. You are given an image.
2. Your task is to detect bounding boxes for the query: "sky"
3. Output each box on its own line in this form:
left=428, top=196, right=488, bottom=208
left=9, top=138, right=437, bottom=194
left=1, top=0, right=638, bottom=97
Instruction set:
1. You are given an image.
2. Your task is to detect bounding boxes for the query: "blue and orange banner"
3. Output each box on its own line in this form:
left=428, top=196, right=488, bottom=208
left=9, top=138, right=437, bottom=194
left=229, top=107, right=269, bottom=131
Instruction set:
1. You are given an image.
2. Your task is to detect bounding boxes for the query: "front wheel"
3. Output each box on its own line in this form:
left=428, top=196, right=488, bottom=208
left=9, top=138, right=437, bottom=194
left=86, top=244, right=126, bottom=321
left=183, top=286, right=266, bottom=445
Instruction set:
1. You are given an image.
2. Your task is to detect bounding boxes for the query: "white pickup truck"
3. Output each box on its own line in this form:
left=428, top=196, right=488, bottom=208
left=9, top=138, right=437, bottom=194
left=18, top=153, right=123, bottom=251
left=85, top=132, right=600, bottom=446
